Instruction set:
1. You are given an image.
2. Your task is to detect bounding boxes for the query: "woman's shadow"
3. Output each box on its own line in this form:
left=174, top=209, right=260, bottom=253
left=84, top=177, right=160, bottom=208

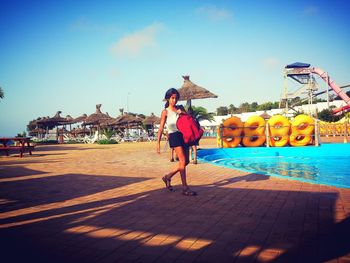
left=208, top=173, right=269, bottom=187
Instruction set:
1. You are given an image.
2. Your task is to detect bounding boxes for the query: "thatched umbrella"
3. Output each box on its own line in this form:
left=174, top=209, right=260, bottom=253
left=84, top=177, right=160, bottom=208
left=35, top=111, right=70, bottom=140
left=109, top=114, right=143, bottom=139
left=28, top=117, right=49, bottom=134
left=57, top=127, right=69, bottom=135
left=59, top=115, right=76, bottom=131
left=27, top=119, right=38, bottom=131
left=36, top=112, right=70, bottom=138
left=71, top=126, right=89, bottom=134
left=113, top=114, right=143, bottom=127
left=143, top=113, right=160, bottom=125
left=99, top=112, right=117, bottom=128
left=84, top=104, right=113, bottom=127
left=27, top=118, right=44, bottom=133
left=29, top=127, right=45, bottom=137
left=63, top=115, right=75, bottom=125
left=260, top=112, right=271, bottom=120
left=73, top=113, right=87, bottom=124
left=143, top=113, right=160, bottom=136
left=36, top=111, right=68, bottom=127
left=177, top=75, right=218, bottom=107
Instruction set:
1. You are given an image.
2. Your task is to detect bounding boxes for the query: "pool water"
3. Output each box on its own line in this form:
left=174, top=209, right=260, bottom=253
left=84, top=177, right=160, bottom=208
left=197, top=143, right=350, bottom=188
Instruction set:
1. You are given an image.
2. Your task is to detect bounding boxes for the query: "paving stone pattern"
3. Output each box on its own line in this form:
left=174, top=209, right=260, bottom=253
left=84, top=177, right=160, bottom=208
left=0, top=139, right=350, bottom=262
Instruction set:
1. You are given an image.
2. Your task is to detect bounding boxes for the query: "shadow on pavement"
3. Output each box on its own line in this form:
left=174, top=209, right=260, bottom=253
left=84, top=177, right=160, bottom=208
left=0, top=166, right=48, bottom=179
left=0, top=171, right=349, bottom=262
left=0, top=173, right=151, bottom=213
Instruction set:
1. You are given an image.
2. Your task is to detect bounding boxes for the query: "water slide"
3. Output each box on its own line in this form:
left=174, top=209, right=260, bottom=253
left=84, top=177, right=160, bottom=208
left=311, top=67, right=350, bottom=114
left=285, top=63, right=350, bottom=114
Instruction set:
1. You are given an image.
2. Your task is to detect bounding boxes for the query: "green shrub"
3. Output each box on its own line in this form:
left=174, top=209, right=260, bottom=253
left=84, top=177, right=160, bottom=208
left=16, top=131, right=27, bottom=137
left=102, top=128, right=115, bottom=140
left=318, top=109, right=341, bottom=122
left=97, top=139, right=118, bottom=144
left=65, top=140, right=83, bottom=144
left=35, top=140, right=58, bottom=144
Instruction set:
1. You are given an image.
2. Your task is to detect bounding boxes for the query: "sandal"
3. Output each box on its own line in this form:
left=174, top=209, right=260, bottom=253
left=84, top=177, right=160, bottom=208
left=182, top=188, right=197, bottom=196
left=162, top=176, right=174, bottom=191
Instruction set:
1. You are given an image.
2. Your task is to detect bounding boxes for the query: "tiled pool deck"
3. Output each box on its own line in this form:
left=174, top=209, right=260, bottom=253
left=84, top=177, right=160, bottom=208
left=1, top=139, right=349, bottom=262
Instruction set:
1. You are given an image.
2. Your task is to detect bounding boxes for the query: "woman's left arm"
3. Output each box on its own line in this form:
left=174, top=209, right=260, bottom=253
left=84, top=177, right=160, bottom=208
left=157, top=110, right=167, bottom=154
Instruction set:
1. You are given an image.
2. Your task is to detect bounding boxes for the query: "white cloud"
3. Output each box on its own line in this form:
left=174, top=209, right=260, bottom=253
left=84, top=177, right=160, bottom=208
left=303, top=5, right=319, bottom=16
left=110, top=23, right=164, bottom=57
left=196, top=5, right=232, bottom=21
left=263, top=58, right=279, bottom=69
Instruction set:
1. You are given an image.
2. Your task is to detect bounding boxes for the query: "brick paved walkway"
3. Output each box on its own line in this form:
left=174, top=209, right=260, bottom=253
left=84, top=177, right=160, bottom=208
left=0, top=139, right=349, bottom=262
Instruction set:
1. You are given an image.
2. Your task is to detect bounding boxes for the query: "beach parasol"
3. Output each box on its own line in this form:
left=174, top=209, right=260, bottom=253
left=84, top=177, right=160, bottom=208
left=84, top=104, right=113, bottom=126
left=29, top=127, right=45, bottom=136
left=60, top=115, right=76, bottom=131
left=143, top=113, right=160, bottom=125
left=71, top=127, right=90, bottom=135
left=99, top=112, right=117, bottom=128
left=73, top=113, right=88, bottom=124
left=57, top=127, right=69, bottom=134
left=63, top=115, right=75, bottom=125
left=27, top=118, right=42, bottom=131
left=36, top=111, right=69, bottom=128
left=143, top=113, right=160, bottom=136
left=113, top=114, right=143, bottom=127
left=177, top=75, right=218, bottom=107
left=260, top=112, right=271, bottom=120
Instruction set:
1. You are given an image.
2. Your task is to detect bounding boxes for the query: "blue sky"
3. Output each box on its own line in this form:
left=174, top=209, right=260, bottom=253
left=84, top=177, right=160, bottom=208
left=0, top=0, right=349, bottom=136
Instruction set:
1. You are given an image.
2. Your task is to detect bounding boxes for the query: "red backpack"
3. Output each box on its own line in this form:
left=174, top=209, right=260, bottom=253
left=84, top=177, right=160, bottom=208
left=176, top=113, right=204, bottom=146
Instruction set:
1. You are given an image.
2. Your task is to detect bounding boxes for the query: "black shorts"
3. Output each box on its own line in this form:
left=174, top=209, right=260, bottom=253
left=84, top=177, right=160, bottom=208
left=168, top=131, right=185, bottom=148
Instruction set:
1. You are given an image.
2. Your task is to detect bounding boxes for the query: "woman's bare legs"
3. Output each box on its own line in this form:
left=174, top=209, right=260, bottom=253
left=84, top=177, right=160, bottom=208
left=170, top=147, right=175, bottom=162
left=165, top=145, right=190, bottom=189
left=190, top=145, right=197, bottom=164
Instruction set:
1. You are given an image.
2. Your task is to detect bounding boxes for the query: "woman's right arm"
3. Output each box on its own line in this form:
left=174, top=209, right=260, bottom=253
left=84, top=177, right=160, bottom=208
left=157, top=109, right=167, bottom=154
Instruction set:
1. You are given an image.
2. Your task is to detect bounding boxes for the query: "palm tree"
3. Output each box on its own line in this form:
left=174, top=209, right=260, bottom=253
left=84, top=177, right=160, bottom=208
left=190, top=106, right=215, bottom=122
left=102, top=128, right=115, bottom=140
left=0, top=87, right=4, bottom=99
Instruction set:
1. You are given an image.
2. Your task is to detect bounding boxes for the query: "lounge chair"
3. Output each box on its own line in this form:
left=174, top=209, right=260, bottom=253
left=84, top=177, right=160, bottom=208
left=83, top=131, right=99, bottom=144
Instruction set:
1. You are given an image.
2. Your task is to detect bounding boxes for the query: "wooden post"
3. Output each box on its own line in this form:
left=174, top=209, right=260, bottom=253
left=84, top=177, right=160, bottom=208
left=220, top=124, right=224, bottom=148
left=344, top=121, right=348, bottom=143
left=265, top=122, right=270, bottom=147
left=315, top=119, right=320, bottom=146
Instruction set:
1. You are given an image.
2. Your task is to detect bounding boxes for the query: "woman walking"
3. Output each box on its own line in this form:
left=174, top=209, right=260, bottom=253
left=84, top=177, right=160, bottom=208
left=156, top=88, right=197, bottom=196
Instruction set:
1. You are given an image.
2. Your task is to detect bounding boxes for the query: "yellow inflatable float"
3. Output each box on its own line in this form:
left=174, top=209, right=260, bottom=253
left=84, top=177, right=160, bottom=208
left=267, top=115, right=290, bottom=147
left=242, top=116, right=266, bottom=147
left=216, top=114, right=317, bottom=148
left=221, top=116, right=243, bottom=147
left=289, top=114, right=314, bottom=146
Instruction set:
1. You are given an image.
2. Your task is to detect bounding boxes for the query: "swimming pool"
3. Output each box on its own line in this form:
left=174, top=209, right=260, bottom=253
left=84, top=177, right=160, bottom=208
left=197, top=143, right=350, bottom=188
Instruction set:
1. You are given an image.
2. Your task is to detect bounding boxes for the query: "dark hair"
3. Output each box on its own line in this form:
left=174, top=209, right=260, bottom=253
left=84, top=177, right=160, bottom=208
left=164, top=88, right=180, bottom=108
left=187, top=106, right=193, bottom=115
